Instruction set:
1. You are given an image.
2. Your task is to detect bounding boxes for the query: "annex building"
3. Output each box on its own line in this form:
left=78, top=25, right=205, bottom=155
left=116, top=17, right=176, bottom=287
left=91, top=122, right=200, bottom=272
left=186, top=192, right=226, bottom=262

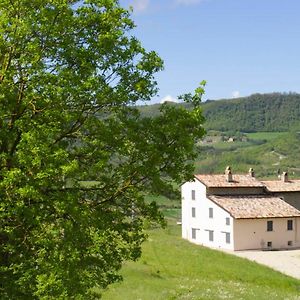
left=181, top=167, right=300, bottom=251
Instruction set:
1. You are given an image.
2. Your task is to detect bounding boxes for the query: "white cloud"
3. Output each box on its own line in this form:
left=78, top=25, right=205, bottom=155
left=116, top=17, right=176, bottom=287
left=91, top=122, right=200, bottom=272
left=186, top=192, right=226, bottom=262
left=231, top=91, right=240, bottom=98
left=160, top=95, right=178, bottom=104
left=175, top=0, right=203, bottom=5
left=131, top=0, right=150, bottom=13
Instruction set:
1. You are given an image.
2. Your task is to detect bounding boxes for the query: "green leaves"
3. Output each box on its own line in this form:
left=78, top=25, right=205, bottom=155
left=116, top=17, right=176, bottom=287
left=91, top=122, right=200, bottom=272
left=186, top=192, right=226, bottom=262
left=0, top=0, right=205, bottom=299
left=179, top=80, right=206, bottom=106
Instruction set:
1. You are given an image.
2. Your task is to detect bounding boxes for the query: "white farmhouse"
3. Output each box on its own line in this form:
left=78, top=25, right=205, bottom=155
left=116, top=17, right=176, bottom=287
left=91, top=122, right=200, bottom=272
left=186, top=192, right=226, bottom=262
left=181, top=167, right=300, bottom=251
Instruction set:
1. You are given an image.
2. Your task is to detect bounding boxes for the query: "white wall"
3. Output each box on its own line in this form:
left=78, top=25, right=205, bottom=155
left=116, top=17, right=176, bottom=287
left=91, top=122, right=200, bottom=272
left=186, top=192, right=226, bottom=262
left=181, top=180, right=234, bottom=250
left=234, top=217, right=300, bottom=250
left=182, top=180, right=300, bottom=251
left=181, top=179, right=205, bottom=240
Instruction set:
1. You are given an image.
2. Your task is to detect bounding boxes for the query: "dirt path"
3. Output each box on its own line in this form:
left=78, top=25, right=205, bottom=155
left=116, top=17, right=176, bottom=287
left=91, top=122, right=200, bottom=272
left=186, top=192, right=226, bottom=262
left=224, top=249, right=300, bottom=280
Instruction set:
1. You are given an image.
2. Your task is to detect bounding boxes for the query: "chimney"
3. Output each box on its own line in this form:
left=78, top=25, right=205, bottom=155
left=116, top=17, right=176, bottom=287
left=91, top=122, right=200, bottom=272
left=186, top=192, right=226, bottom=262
left=281, top=171, right=288, bottom=182
left=248, top=168, right=255, bottom=177
left=225, top=166, right=233, bottom=182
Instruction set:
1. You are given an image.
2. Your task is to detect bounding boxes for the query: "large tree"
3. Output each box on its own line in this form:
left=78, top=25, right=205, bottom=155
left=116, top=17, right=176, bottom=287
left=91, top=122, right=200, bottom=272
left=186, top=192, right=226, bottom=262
left=0, top=0, right=205, bottom=298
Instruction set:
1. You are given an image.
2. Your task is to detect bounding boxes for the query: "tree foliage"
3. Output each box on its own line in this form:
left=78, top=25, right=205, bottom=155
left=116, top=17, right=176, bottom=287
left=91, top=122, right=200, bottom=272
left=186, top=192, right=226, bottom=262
left=0, top=0, right=205, bottom=298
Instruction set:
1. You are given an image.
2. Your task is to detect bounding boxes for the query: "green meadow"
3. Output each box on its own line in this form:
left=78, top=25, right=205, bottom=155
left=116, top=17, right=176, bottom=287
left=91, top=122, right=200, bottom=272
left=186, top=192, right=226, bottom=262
left=101, top=214, right=300, bottom=299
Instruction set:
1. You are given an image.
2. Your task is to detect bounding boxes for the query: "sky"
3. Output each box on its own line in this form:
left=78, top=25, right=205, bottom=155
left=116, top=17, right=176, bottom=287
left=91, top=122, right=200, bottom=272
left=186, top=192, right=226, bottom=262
left=120, top=0, right=300, bottom=103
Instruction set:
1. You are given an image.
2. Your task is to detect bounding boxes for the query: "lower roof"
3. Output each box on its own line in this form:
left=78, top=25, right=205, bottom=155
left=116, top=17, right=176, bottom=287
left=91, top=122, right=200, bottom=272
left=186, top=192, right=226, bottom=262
left=262, top=180, right=300, bottom=192
left=208, top=195, right=300, bottom=219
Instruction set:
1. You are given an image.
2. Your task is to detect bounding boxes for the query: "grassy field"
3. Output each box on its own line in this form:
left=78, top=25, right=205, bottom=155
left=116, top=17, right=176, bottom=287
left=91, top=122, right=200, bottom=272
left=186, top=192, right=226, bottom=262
left=246, top=131, right=288, bottom=141
left=101, top=219, right=300, bottom=300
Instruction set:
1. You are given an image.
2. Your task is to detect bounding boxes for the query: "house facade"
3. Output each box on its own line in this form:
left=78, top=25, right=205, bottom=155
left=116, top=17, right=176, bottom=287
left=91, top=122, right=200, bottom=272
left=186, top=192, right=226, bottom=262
left=181, top=168, right=300, bottom=251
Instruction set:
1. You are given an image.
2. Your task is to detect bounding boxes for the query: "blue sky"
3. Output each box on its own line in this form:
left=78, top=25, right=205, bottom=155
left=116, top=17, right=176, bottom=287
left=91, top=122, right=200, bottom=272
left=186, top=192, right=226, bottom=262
left=120, top=0, right=300, bottom=103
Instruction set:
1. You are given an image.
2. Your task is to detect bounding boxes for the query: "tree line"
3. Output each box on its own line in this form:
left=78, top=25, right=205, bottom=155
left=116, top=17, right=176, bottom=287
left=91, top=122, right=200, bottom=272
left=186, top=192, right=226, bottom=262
left=140, top=92, right=300, bottom=132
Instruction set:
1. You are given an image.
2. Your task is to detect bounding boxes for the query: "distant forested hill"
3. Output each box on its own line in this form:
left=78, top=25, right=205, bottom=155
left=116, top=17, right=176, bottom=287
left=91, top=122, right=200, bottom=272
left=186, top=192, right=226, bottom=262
left=139, top=93, right=300, bottom=132
left=203, top=93, right=300, bottom=132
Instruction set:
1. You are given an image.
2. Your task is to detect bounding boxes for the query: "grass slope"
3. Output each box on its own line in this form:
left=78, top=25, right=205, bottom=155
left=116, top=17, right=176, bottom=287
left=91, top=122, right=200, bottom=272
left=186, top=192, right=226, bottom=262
left=102, top=221, right=300, bottom=300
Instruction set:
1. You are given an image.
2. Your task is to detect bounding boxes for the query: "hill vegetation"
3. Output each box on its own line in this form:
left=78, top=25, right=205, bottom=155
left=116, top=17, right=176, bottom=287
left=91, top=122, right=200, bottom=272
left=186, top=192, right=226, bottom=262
left=196, top=131, right=300, bottom=178
left=139, top=93, right=300, bottom=178
left=139, top=92, right=300, bottom=132
left=203, top=93, right=300, bottom=132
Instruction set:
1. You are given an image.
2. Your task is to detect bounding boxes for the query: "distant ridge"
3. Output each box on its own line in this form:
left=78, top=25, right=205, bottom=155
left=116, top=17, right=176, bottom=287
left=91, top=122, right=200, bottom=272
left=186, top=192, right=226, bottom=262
left=202, top=93, right=300, bottom=132
left=139, top=93, right=300, bottom=132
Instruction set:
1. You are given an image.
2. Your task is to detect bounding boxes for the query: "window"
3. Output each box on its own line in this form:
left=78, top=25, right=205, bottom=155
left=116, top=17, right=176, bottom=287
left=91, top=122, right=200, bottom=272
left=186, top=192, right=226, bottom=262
left=267, top=241, right=272, bottom=248
left=209, top=207, right=213, bottom=218
left=225, top=232, right=230, bottom=244
left=192, top=228, right=197, bottom=239
left=287, top=220, right=293, bottom=231
left=288, top=241, right=293, bottom=246
left=226, top=217, right=230, bottom=225
left=267, top=220, right=273, bottom=232
left=192, top=207, right=196, bottom=218
left=191, top=190, right=195, bottom=200
left=208, top=230, right=214, bottom=241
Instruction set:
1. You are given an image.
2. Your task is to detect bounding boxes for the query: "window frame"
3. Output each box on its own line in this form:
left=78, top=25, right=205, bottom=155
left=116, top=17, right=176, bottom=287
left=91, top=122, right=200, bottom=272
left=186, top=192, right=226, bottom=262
left=209, top=207, right=213, bottom=218
left=191, top=190, right=196, bottom=200
left=225, top=217, right=230, bottom=225
left=267, top=220, right=273, bottom=232
left=208, top=230, right=214, bottom=242
left=225, top=232, right=230, bottom=244
left=287, top=219, right=293, bottom=231
left=192, top=207, right=196, bottom=218
left=191, top=228, right=197, bottom=239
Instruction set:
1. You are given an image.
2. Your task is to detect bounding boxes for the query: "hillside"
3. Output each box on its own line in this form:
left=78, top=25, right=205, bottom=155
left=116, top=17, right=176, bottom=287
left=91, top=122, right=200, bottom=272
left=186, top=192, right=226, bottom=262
left=139, top=93, right=300, bottom=132
left=195, top=131, right=300, bottom=178
left=101, top=219, right=300, bottom=299
left=203, top=93, right=300, bottom=132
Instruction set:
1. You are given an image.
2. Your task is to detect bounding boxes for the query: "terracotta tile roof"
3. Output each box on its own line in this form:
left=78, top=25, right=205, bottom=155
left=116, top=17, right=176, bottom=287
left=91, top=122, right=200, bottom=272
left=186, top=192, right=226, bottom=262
left=262, top=180, right=300, bottom=192
left=208, top=195, right=300, bottom=219
left=195, top=174, right=264, bottom=188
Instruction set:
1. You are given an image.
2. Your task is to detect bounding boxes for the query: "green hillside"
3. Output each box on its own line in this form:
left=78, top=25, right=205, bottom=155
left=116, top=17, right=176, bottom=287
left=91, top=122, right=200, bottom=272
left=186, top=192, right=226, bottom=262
left=203, top=93, right=300, bottom=132
left=101, top=219, right=300, bottom=299
left=196, top=131, right=300, bottom=178
left=138, top=93, right=300, bottom=177
left=139, top=93, right=300, bottom=132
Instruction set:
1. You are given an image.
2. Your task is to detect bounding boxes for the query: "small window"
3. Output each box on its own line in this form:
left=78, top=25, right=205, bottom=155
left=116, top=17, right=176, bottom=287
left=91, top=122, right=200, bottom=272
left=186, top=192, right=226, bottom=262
left=209, top=207, right=213, bottom=218
left=288, top=241, right=293, bottom=246
left=192, top=207, right=196, bottom=218
left=192, top=228, right=197, bottom=239
left=226, top=217, right=230, bottom=225
left=287, top=220, right=293, bottom=231
left=267, top=220, right=273, bottom=232
left=209, top=230, right=214, bottom=241
left=225, top=232, right=230, bottom=244
left=191, top=190, right=195, bottom=200
left=267, top=241, right=272, bottom=248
